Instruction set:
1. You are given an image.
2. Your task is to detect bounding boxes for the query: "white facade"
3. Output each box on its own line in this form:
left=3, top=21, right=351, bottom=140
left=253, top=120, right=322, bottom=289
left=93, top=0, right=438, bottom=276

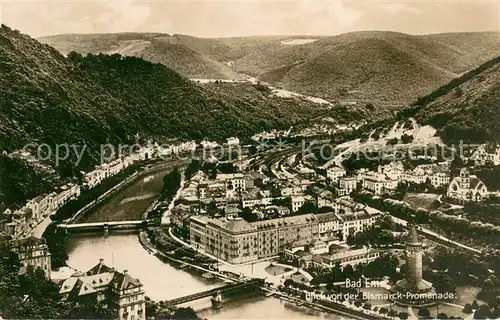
left=226, top=137, right=240, bottom=146
left=339, top=177, right=357, bottom=195
left=291, top=196, right=306, bottom=212
left=471, top=145, right=500, bottom=166
left=447, top=168, right=488, bottom=202
left=326, top=166, right=346, bottom=183
left=430, top=173, right=450, bottom=188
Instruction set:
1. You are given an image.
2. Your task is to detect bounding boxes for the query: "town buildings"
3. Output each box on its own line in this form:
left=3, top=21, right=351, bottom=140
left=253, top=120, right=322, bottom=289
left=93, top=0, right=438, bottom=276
left=189, top=214, right=319, bottom=264
left=59, top=259, right=145, bottom=320
left=446, top=168, right=488, bottom=202
left=337, top=176, right=358, bottom=196
left=188, top=195, right=381, bottom=264
left=359, top=171, right=398, bottom=195
left=284, top=242, right=380, bottom=270
left=392, top=226, right=435, bottom=305
left=326, top=166, right=346, bottom=183
left=226, top=137, right=240, bottom=146
left=12, top=236, right=51, bottom=279
left=471, top=144, right=500, bottom=166
left=400, top=162, right=451, bottom=188
left=83, top=157, right=134, bottom=189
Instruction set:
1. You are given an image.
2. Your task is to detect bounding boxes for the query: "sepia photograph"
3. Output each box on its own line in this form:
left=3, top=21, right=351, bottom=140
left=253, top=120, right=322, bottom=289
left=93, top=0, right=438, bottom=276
left=0, top=0, right=499, bottom=319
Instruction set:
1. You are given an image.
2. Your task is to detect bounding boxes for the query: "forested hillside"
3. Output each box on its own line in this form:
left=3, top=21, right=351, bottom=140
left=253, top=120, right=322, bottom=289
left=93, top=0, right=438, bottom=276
left=0, top=24, right=330, bottom=210
left=41, top=31, right=500, bottom=105
left=400, top=55, right=500, bottom=143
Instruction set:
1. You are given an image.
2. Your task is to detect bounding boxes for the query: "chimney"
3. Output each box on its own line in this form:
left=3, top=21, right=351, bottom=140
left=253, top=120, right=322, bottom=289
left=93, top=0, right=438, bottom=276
left=123, top=269, right=128, bottom=275
left=99, top=258, right=104, bottom=265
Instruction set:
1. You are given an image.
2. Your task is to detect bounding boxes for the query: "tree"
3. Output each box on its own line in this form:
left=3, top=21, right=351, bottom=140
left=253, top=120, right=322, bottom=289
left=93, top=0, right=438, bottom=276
left=42, top=222, right=68, bottom=268
left=399, top=311, right=409, bottom=319
left=249, top=145, right=258, bottom=155
left=387, top=138, right=398, bottom=145
left=379, top=307, right=388, bottom=314
left=298, top=202, right=318, bottom=214
left=401, top=134, right=414, bottom=144
left=437, top=313, right=448, bottom=319
left=473, top=305, right=491, bottom=319
left=283, top=279, right=294, bottom=287
left=472, top=300, right=480, bottom=310
left=218, top=163, right=237, bottom=174
left=432, top=271, right=456, bottom=295
left=463, top=303, right=473, bottom=314
left=185, top=159, right=201, bottom=180
left=145, top=296, right=157, bottom=319
left=418, top=307, right=430, bottom=318
left=239, top=207, right=258, bottom=222
left=388, top=310, right=398, bottom=317
left=170, top=307, right=200, bottom=320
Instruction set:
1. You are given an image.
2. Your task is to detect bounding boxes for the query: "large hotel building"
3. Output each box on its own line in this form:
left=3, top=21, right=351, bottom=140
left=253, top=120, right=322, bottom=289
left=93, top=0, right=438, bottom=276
left=187, top=196, right=381, bottom=264
left=190, top=214, right=319, bottom=264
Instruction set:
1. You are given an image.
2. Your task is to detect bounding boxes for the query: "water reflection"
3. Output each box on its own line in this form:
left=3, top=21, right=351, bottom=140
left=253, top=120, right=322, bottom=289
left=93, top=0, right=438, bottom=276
left=82, top=169, right=170, bottom=222
left=66, top=168, right=345, bottom=319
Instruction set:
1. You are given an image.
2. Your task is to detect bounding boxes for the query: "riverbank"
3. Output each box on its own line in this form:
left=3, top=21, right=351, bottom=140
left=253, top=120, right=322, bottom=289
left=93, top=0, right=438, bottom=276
left=138, top=229, right=239, bottom=283
left=76, top=160, right=186, bottom=223
left=144, top=226, right=388, bottom=320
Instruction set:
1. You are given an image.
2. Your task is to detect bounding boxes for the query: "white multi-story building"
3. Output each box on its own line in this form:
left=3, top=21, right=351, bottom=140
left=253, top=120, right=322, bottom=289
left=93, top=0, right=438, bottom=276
left=12, top=236, right=51, bottom=279
left=26, top=194, right=55, bottom=220
left=400, top=172, right=427, bottom=185
left=315, top=212, right=342, bottom=240
left=361, top=172, right=386, bottom=195
left=326, top=166, right=346, bottom=183
left=189, top=214, right=319, bottom=264
left=338, top=176, right=358, bottom=196
left=59, top=259, right=145, bottom=320
left=291, top=195, right=306, bottom=212
left=430, top=172, right=450, bottom=188
left=378, top=161, right=404, bottom=181
left=316, top=190, right=335, bottom=208
left=311, top=247, right=380, bottom=269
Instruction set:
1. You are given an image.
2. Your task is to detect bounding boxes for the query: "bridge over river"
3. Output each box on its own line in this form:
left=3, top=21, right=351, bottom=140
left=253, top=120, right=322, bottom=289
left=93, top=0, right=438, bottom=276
left=57, top=220, right=148, bottom=234
left=165, top=278, right=265, bottom=306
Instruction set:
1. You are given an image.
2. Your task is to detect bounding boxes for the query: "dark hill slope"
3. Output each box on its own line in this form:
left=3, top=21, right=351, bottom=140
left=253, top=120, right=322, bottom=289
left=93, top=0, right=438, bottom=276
left=0, top=25, right=330, bottom=210
left=400, top=56, right=500, bottom=143
left=40, top=33, right=242, bottom=80
left=135, top=37, right=242, bottom=79
left=242, top=31, right=500, bottom=104
left=40, top=31, right=500, bottom=104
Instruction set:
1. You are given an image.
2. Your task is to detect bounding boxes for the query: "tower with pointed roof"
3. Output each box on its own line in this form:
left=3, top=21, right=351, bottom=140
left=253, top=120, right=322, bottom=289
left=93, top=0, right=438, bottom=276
left=392, top=225, right=435, bottom=305
left=407, top=226, right=423, bottom=285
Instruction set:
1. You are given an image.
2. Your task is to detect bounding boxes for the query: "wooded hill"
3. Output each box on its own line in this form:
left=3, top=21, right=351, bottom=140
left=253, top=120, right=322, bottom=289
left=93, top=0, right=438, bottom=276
left=0, top=25, right=335, bottom=210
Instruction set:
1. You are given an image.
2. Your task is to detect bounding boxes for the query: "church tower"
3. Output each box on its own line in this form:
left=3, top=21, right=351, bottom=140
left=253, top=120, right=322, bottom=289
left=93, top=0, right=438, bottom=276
left=458, top=168, right=470, bottom=190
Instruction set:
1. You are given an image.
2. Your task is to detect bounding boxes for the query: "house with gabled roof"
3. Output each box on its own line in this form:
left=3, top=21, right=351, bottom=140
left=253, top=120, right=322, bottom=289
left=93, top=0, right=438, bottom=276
left=59, top=259, right=145, bottom=320
left=447, top=168, right=488, bottom=203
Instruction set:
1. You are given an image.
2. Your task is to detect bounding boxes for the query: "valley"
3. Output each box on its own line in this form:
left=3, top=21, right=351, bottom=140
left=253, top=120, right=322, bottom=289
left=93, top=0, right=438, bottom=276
left=40, top=31, right=500, bottom=105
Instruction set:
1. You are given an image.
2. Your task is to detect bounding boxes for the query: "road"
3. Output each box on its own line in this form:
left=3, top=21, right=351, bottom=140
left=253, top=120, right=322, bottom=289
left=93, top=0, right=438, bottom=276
left=389, top=216, right=481, bottom=254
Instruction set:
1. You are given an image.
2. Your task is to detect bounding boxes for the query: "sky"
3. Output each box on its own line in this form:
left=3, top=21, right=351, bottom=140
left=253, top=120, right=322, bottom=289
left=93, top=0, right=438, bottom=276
left=0, top=0, right=499, bottom=38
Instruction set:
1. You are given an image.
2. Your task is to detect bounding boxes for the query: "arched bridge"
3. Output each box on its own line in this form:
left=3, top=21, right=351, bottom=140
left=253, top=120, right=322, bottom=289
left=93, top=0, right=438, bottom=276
left=165, top=278, right=265, bottom=306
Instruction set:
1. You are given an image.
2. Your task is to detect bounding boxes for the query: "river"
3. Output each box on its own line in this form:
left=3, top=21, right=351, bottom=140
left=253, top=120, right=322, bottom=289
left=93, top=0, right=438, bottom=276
left=63, top=167, right=345, bottom=319
left=80, top=168, right=173, bottom=222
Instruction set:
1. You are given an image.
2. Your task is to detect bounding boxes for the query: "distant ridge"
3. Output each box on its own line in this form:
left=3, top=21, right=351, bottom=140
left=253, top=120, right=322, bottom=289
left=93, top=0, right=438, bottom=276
left=40, top=31, right=500, bottom=106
